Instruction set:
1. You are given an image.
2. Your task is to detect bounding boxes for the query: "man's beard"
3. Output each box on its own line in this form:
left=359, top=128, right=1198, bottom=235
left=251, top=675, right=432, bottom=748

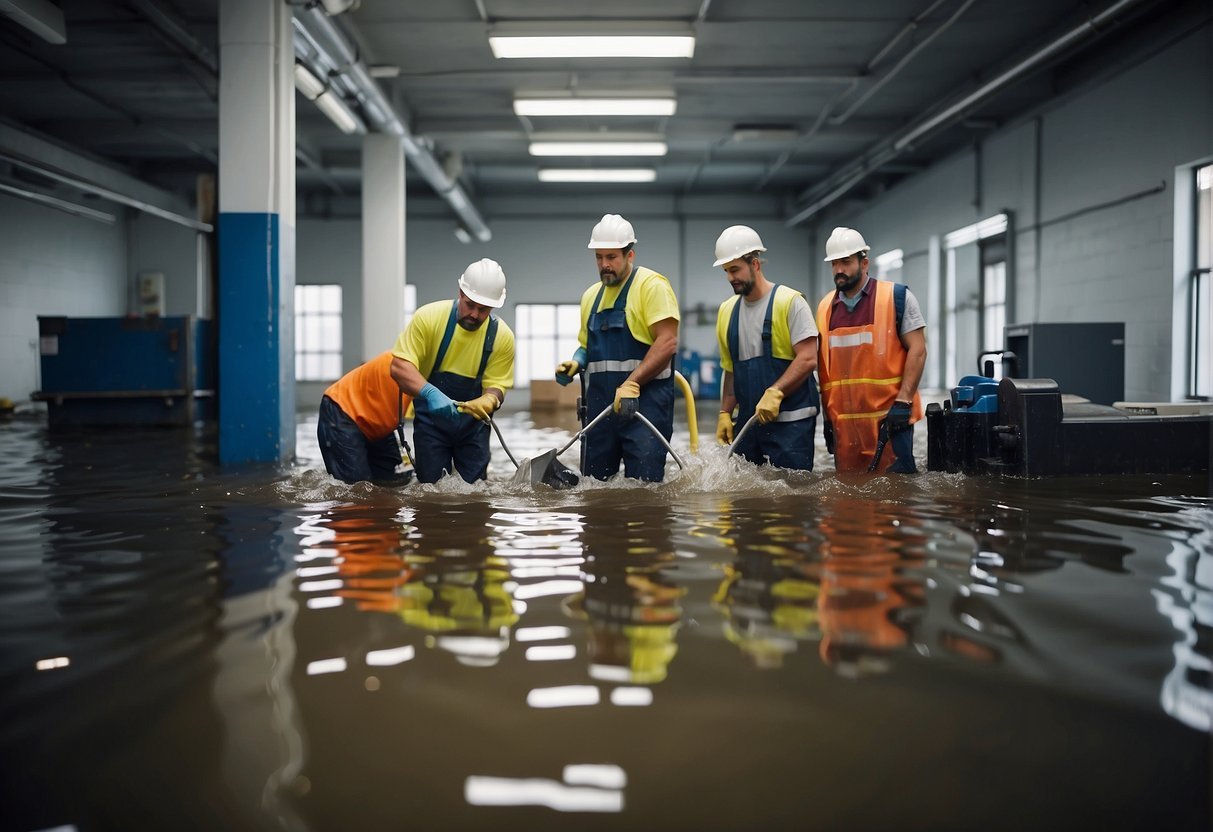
left=834, top=271, right=861, bottom=292
left=600, top=269, right=623, bottom=286
left=458, top=316, right=482, bottom=331
left=730, top=275, right=754, bottom=296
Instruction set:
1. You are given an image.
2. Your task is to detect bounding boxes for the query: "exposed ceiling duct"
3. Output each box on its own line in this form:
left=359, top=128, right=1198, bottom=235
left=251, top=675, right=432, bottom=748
left=785, top=0, right=1155, bottom=228
left=0, top=0, right=66, bottom=45
left=292, top=6, right=491, bottom=242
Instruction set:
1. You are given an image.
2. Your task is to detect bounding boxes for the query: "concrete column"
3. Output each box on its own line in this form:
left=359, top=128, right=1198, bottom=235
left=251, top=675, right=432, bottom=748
left=217, top=0, right=295, bottom=463
left=361, top=133, right=406, bottom=360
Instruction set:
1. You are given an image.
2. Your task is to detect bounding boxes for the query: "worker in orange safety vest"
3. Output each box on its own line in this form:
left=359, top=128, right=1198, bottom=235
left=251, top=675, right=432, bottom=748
left=815, top=227, right=927, bottom=473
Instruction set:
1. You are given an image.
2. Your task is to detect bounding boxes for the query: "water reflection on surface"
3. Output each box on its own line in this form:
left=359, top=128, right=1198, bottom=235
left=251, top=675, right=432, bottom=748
left=0, top=410, right=1210, bottom=830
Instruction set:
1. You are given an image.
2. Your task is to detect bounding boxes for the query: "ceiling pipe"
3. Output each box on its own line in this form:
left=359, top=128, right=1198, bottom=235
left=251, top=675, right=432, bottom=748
left=786, top=0, right=1153, bottom=228
left=827, top=0, right=976, bottom=126
left=0, top=0, right=66, bottom=44
left=0, top=179, right=118, bottom=224
left=293, top=6, right=491, bottom=242
left=126, top=0, right=217, bottom=75
left=0, top=150, right=213, bottom=232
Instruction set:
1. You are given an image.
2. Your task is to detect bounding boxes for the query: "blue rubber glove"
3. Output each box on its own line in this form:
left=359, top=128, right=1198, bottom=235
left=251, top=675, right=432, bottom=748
left=884, top=400, right=913, bottom=434
left=555, top=347, right=588, bottom=386
left=417, top=383, right=460, bottom=425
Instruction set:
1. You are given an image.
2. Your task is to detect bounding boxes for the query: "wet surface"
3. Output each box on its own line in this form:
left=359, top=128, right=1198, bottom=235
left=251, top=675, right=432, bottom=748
left=0, top=407, right=1210, bottom=831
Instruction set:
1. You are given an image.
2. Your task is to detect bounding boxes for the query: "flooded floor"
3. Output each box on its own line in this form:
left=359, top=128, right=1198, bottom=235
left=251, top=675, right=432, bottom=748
left=1, top=405, right=1210, bottom=831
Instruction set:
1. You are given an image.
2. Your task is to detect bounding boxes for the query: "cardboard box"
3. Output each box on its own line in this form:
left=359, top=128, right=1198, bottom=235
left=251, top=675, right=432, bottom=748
left=530, top=380, right=579, bottom=410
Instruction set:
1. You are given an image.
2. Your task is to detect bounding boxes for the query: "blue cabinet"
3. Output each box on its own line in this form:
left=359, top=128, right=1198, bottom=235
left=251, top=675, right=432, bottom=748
left=35, top=316, right=216, bottom=427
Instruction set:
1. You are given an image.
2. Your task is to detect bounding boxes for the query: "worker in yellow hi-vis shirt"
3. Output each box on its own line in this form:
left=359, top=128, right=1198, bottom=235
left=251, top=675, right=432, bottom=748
left=713, top=225, right=819, bottom=470
left=554, top=214, right=680, bottom=482
left=390, top=259, right=515, bottom=483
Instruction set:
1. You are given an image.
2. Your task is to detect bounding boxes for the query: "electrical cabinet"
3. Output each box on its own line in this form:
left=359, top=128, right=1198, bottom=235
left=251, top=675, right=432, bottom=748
left=1003, top=322, right=1125, bottom=405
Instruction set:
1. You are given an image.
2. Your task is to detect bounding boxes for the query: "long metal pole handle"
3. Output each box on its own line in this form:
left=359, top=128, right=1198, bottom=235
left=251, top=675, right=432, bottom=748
left=487, top=415, right=519, bottom=468
left=727, top=415, right=757, bottom=457
left=557, top=404, right=613, bottom=456
left=635, top=412, right=686, bottom=470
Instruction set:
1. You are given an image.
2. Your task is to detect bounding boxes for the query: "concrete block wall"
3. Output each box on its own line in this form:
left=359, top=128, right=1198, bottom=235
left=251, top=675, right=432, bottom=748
left=810, top=25, right=1212, bottom=401
left=0, top=196, right=127, bottom=403
left=128, top=214, right=206, bottom=318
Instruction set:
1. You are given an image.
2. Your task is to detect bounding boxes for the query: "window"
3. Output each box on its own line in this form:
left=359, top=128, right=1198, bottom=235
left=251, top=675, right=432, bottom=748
left=295, top=284, right=342, bottom=381
left=1192, top=164, right=1212, bottom=398
left=873, top=249, right=904, bottom=283
left=980, top=236, right=1008, bottom=354
left=944, top=213, right=1009, bottom=383
left=514, top=303, right=581, bottom=388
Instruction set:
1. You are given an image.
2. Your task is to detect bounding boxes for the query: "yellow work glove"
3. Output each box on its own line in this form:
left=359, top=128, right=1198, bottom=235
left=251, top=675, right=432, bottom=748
left=457, top=392, right=499, bottom=422
left=755, top=386, right=784, bottom=424
left=613, top=379, right=641, bottom=416
left=716, top=411, right=734, bottom=445
left=555, top=359, right=580, bottom=386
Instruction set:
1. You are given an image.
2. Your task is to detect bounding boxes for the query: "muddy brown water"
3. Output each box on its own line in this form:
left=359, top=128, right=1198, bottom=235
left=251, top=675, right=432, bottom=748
left=1, top=407, right=1209, bottom=831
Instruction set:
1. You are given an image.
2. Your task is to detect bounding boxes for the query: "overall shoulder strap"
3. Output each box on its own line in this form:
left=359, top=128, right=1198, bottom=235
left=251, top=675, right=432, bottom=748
left=893, top=282, right=906, bottom=333
left=726, top=295, right=741, bottom=363
left=431, top=299, right=460, bottom=374
left=475, top=316, right=499, bottom=383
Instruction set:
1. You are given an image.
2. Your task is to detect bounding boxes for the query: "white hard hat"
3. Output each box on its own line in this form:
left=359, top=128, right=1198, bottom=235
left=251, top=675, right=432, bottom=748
left=713, top=225, right=766, bottom=267
left=823, top=226, right=869, bottom=261
left=458, top=258, right=507, bottom=308
left=587, top=213, right=637, bottom=249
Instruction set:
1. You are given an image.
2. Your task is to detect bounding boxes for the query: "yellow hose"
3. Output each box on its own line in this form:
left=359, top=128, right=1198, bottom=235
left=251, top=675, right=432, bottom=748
left=673, top=371, right=698, bottom=453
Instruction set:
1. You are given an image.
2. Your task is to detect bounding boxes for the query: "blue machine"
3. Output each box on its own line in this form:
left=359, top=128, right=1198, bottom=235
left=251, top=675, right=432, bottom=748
left=928, top=374, right=1212, bottom=476
left=34, top=316, right=216, bottom=428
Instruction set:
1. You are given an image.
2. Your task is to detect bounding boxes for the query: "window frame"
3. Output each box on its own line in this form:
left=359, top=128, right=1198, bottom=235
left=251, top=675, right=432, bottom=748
left=513, top=302, right=581, bottom=389
left=295, top=283, right=343, bottom=382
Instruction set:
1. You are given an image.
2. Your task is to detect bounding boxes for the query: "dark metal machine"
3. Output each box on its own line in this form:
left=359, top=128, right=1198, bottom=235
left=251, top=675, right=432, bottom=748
left=927, top=375, right=1212, bottom=477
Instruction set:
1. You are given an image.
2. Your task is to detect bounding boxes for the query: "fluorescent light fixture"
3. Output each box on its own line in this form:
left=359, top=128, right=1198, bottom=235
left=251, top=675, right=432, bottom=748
left=538, top=169, right=656, bottom=183
left=314, top=91, right=362, bottom=134
left=529, top=141, right=667, bottom=157
left=944, top=213, right=1008, bottom=249
left=295, top=62, right=364, bottom=135
left=490, top=35, right=694, bottom=59
left=514, top=98, right=676, bottom=117
left=453, top=227, right=472, bottom=244
left=293, top=62, right=326, bottom=99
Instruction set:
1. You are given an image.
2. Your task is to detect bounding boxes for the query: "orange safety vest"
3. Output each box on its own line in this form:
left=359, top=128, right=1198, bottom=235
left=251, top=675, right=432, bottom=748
left=816, top=280, right=922, bottom=473
left=323, top=351, right=413, bottom=441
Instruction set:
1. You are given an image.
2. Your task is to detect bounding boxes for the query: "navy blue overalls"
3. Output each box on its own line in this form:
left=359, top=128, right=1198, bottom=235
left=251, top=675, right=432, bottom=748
left=584, top=269, right=675, bottom=482
left=412, top=300, right=498, bottom=484
left=728, top=286, right=819, bottom=470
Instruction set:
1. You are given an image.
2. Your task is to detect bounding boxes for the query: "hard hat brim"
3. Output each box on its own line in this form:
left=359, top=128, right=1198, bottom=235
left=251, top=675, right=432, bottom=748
left=459, top=279, right=506, bottom=308
left=823, top=247, right=868, bottom=262
left=713, top=246, right=765, bottom=267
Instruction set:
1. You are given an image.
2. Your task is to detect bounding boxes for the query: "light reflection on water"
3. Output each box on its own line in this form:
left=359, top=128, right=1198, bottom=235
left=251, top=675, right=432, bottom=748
left=0, top=410, right=1209, bottom=830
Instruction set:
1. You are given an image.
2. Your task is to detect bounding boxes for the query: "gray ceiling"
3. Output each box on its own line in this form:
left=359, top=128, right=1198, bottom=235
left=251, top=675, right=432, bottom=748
left=0, top=0, right=1186, bottom=223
